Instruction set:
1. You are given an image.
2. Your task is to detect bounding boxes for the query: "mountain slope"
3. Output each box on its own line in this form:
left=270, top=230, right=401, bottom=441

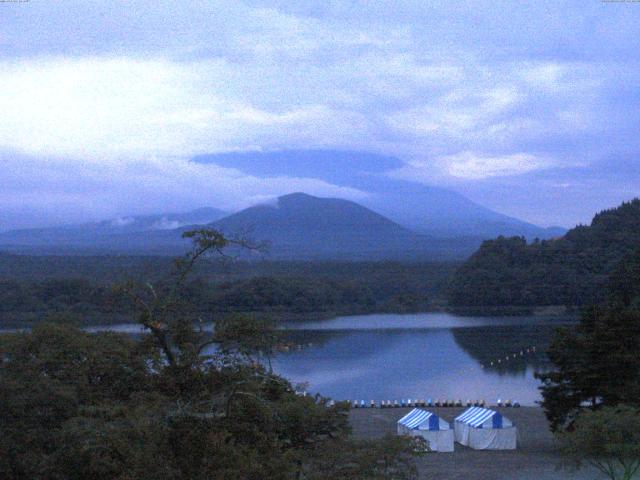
left=0, top=207, right=226, bottom=254
left=194, top=150, right=565, bottom=240
left=0, top=193, right=480, bottom=259
left=448, top=198, right=640, bottom=308
left=209, top=192, right=480, bottom=260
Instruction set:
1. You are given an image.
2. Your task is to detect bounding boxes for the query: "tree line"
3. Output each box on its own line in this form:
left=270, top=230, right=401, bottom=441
left=538, top=247, right=640, bottom=479
left=448, top=199, right=640, bottom=308
left=0, top=262, right=456, bottom=328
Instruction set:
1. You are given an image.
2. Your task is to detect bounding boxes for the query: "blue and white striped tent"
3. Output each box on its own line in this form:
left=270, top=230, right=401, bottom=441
left=454, top=407, right=516, bottom=450
left=397, top=408, right=454, bottom=452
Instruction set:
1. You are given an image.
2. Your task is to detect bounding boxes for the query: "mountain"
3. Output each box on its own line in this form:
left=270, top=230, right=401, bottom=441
left=447, top=199, right=640, bottom=308
left=0, top=207, right=226, bottom=254
left=0, top=194, right=480, bottom=259
left=193, top=150, right=566, bottom=240
left=209, top=193, right=480, bottom=260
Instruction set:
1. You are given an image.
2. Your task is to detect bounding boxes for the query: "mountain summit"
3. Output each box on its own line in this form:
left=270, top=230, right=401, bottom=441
left=210, top=192, right=479, bottom=260
left=194, top=150, right=565, bottom=240
left=0, top=192, right=480, bottom=259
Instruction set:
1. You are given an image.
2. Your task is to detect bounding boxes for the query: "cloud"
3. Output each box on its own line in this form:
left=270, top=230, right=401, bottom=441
left=0, top=1, right=639, bottom=228
left=0, top=150, right=370, bottom=230
left=0, top=56, right=372, bottom=160
left=111, top=217, right=135, bottom=227
left=439, top=152, right=552, bottom=180
left=151, top=218, right=186, bottom=230
left=390, top=151, right=553, bottom=183
left=387, top=85, right=521, bottom=138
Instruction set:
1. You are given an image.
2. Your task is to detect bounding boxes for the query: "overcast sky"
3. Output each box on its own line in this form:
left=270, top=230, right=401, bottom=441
left=1, top=0, right=639, bottom=230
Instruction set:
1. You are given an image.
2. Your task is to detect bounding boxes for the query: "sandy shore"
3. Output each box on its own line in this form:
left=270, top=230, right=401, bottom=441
left=349, top=407, right=600, bottom=480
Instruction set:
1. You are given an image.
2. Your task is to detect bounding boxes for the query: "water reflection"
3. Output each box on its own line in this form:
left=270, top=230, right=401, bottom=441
left=451, top=324, right=560, bottom=375
left=2, top=312, right=574, bottom=406
left=273, top=313, right=574, bottom=406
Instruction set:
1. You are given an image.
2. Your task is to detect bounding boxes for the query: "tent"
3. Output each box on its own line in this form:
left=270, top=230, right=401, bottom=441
left=454, top=406, right=516, bottom=450
left=397, top=408, right=454, bottom=452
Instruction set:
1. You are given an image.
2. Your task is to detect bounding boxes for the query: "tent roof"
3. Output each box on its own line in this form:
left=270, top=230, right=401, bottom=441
left=397, top=408, right=438, bottom=429
left=455, top=406, right=507, bottom=428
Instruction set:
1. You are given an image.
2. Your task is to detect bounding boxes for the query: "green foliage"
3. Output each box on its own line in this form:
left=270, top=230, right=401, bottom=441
left=557, top=405, right=640, bottom=480
left=0, top=229, right=420, bottom=479
left=213, top=314, right=278, bottom=362
left=0, top=323, right=151, bottom=479
left=448, top=199, right=640, bottom=307
left=302, top=435, right=422, bottom=480
left=537, top=248, right=640, bottom=431
left=0, top=260, right=457, bottom=328
left=608, top=248, right=640, bottom=309
left=0, top=322, right=417, bottom=479
left=537, top=305, right=640, bottom=431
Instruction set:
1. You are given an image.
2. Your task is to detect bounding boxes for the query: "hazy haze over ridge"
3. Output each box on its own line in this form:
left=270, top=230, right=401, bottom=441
left=1, top=1, right=639, bottom=231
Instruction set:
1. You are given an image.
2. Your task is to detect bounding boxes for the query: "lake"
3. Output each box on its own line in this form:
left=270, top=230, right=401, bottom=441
left=14, top=312, right=574, bottom=406
left=269, top=313, right=573, bottom=406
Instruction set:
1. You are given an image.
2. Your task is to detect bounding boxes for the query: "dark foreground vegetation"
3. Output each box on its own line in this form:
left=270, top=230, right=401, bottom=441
left=0, top=255, right=456, bottom=328
left=0, top=230, right=423, bottom=480
left=536, top=247, right=640, bottom=479
left=537, top=246, right=640, bottom=428
left=448, top=199, right=640, bottom=308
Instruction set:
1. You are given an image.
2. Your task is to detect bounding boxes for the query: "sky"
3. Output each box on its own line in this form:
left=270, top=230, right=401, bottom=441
left=1, top=0, right=639, bottom=230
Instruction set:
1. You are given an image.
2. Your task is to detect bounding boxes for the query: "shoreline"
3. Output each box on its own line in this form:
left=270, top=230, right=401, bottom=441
left=0, top=304, right=578, bottom=330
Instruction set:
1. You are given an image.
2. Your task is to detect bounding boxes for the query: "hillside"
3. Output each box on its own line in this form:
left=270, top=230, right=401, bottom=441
left=0, top=207, right=226, bottom=254
left=210, top=192, right=480, bottom=260
left=194, top=150, right=565, bottom=240
left=0, top=193, right=481, bottom=260
left=447, top=199, right=640, bottom=308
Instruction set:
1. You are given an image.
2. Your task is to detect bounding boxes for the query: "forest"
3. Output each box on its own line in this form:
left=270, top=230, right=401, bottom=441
left=448, top=199, right=640, bottom=308
left=0, top=256, right=457, bottom=328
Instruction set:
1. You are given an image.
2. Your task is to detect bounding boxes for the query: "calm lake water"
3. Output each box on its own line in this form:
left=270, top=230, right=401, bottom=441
left=6, top=312, right=574, bottom=406
left=270, top=313, right=573, bottom=406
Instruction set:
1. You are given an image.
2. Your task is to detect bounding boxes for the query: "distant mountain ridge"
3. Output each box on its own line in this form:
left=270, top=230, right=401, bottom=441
left=0, top=207, right=226, bottom=254
left=448, top=198, right=640, bottom=308
left=208, top=193, right=480, bottom=260
left=0, top=193, right=481, bottom=260
left=194, top=149, right=566, bottom=240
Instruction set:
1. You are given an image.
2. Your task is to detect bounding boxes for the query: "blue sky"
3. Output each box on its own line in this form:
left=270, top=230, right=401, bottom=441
left=1, top=0, right=639, bottom=230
